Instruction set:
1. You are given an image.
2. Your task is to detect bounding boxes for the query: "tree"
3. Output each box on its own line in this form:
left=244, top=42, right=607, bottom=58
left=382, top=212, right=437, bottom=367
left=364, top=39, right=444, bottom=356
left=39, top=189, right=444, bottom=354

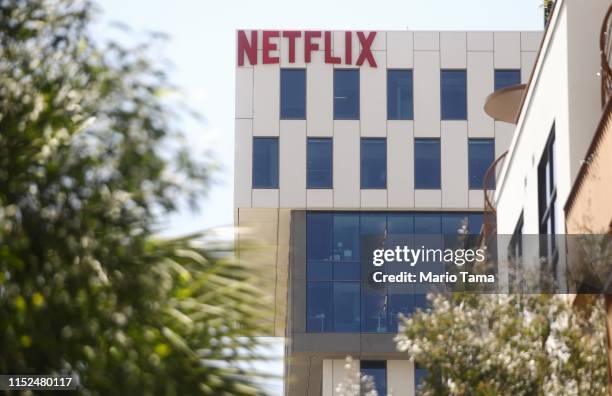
left=396, top=294, right=607, bottom=396
left=0, top=0, right=270, bottom=394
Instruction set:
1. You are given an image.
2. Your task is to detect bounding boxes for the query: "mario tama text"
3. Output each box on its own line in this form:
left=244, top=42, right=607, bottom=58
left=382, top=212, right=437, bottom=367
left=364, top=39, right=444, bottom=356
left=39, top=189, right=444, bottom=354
left=370, top=245, right=495, bottom=285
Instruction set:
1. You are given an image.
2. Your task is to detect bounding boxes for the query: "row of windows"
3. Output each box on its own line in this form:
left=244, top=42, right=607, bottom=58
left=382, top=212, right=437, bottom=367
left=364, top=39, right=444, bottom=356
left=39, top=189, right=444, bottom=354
left=280, top=68, right=521, bottom=120
left=253, top=137, right=496, bottom=190
left=306, top=212, right=483, bottom=333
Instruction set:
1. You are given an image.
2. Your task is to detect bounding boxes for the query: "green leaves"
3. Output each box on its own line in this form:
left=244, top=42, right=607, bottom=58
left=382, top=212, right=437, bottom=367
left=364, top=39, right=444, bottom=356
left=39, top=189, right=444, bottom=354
left=0, top=0, right=270, bottom=394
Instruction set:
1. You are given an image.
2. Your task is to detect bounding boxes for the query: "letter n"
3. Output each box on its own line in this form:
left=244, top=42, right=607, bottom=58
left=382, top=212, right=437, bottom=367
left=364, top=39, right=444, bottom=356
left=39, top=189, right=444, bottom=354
left=238, top=30, right=257, bottom=66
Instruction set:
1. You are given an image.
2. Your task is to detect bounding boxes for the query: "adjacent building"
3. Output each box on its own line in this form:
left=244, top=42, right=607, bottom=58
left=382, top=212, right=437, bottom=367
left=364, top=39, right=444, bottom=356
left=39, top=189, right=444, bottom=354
left=234, top=29, right=542, bottom=395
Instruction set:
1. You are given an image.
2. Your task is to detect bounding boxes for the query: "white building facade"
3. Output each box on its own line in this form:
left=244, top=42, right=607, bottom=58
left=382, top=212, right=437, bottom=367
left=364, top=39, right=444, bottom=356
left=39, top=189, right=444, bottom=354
left=234, top=29, right=541, bottom=396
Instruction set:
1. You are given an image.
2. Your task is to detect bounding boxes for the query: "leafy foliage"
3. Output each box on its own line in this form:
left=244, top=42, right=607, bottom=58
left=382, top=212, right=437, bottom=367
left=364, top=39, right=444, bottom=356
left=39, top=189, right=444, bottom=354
left=0, top=0, right=270, bottom=394
left=396, top=294, right=607, bottom=396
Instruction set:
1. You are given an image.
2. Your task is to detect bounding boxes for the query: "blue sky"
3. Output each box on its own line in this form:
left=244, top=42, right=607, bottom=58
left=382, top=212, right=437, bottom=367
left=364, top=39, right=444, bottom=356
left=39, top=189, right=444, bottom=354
left=95, top=1, right=543, bottom=393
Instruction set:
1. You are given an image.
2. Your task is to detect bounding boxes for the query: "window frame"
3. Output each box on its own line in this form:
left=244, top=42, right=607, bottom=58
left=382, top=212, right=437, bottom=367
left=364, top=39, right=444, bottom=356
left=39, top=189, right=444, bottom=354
left=414, top=138, right=441, bottom=190
left=360, top=138, right=387, bottom=189
left=440, top=69, right=467, bottom=120
left=333, top=69, right=360, bottom=120
left=468, top=138, right=496, bottom=190
left=280, top=68, right=307, bottom=120
left=387, top=69, right=414, bottom=120
left=252, top=137, right=279, bottom=189
left=307, top=137, right=333, bottom=189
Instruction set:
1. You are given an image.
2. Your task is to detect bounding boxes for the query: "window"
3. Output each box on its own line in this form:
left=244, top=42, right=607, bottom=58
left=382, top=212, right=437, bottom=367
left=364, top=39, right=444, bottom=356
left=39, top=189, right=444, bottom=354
left=494, top=69, right=521, bottom=91
left=280, top=69, right=306, bottom=119
left=361, top=361, right=387, bottom=396
left=306, top=212, right=482, bottom=333
left=538, top=128, right=557, bottom=269
left=307, top=138, right=332, bottom=188
left=509, top=213, right=524, bottom=292
left=361, top=139, right=386, bottom=189
left=252, top=138, right=278, bottom=188
left=334, top=69, right=359, bottom=119
left=415, top=367, right=428, bottom=393
left=441, top=70, right=467, bottom=120
left=387, top=70, right=413, bottom=120
left=414, top=139, right=441, bottom=189
left=468, top=139, right=495, bottom=189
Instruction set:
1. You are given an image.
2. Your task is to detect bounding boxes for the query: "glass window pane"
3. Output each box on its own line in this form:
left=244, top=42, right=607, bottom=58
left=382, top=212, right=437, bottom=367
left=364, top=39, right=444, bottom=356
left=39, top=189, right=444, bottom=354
left=387, top=213, right=414, bottom=235
left=333, top=282, right=360, bottom=332
left=361, top=139, right=387, bottom=189
left=442, top=214, right=467, bottom=235
left=494, top=69, right=521, bottom=91
left=441, top=70, right=467, bottom=120
left=361, top=213, right=387, bottom=236
left=469, top=139, right=495, bottom=189
left=362, top=288, right=388, bottom=333
left=361, top=361, right=387, bottom=396
left=333, top=214, right=360, bottom=261
left=307, top=282, right=333, bottom=332
left=307, top=138, right=333, bottom=188
left=307, top=213, right=333, bottom=261
left=333, top=261, right=360, bottom=281
left=415, top=367, right=428, bottom=392
left=414, top=214, right=441, bottom=235
left=281, top=69, right=306, bottom=119
left=414, top=139, right=441, bottom=189
left=308, top=261, right=332, bottom=281
left=388, top=293, right=415, bottom=333
left=252, top=138, right=279, bottom=188
left=387, top=70, right=413, bottom=120
left=468, top=214, right=484, bottom=235
left=334, top=70, right=359, bottom=119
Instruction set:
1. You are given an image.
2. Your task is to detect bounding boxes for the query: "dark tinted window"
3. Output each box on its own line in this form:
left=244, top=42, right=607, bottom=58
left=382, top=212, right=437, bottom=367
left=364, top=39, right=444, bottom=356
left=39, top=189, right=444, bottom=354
left=334, top=70, right=359, bottom=119
left=280, top=69, right=306, bottom=119
left=252, top=138, right=278, bottom=188
left=441, top=70, right=467, bottom=120
left=333, top=282, right=360, bottom=331
left=415, top=367, right=428, bottom=392
left=307, top=213, right=333, bottom=261
left=494, top=69, right=521, bottom=91
left=361, top=139, right=386, bottom=189
left=468, top=139, right=495, bottom=189
left=307, top=138, right=332, bottom=188
left=361, top=361, right=387, bottom=396
left=414, top=139, right=441, bottom=189
left=306, top=282, right=332, bottom=332
left=388, top=70, right=413, bottom=120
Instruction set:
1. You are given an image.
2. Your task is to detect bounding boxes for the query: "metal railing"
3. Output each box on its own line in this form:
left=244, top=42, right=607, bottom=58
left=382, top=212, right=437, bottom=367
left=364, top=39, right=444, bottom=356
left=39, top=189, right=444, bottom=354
left=481, top=151, right=508, bottom=241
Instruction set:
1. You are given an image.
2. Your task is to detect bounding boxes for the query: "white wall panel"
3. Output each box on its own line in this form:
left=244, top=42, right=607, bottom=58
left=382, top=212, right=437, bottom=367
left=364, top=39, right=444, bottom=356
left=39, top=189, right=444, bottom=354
left=468, top=189, right=484, bottom=208
left=521, top=51, right=538, bottom=83
left=307, top=189, right=333, bottom=207
left=252, top=189, right=279, bottom=207
left=234, top=119, right=252, bottom=208
left=322, top=359, right=333, bottom=396
left=361, top=52, right=387, bottom=136
left=494, top=32, right=521, bottom=68
left=253, top=59, right=279, bottom=135
left=307, top=51, right=333, bottom=136
left=388, top=121, right=414, bottom=208
left=467, top=31, right=493, bottom=51
left=387, top=31, right=414, bottom=68
left=360, top=189, right=387, bottom=208
left=521, top=31, right=543, bottom=51
left=333, top=121, right=360, bottom=207
left=415, top=189, right=441, bottom=208
left=440, top=32, right=467, bottom=68
left=414, top=51, right=441, bottom=137
left=441, top=121, right=468, bottom=208
left=388, top=360, right=415, bottom=396
left=467, top=51, right=494, bottom=137
left=414, top=31, right=439, bottom=50
left=235, top=67, right=253, bottom=118
left=279, top=120, right=306, bottom=207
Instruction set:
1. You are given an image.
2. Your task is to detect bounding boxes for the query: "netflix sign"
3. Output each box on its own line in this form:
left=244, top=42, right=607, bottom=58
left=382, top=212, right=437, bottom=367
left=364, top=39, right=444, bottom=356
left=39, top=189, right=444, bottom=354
left=237, top=30, right=378, bottom=67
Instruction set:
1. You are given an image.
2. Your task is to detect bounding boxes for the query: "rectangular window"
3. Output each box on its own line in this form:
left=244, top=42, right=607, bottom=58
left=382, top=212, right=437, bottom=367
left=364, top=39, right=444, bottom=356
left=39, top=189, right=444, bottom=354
left=494, top=69, right=521, bottom=91
left=307, top=138, right=332, bottom=188
left=468, top=139, right=495, bottom=189
left=441, top=70, right=467, bottom=120
left=387, top=69, right=413, bottom=120
left=333, top=282, right=360, bottom=332
left=306, top=282, right=332, bottom=332
left=252, top=137, right=278, bottom=188
left=361, top=139, right=386, bottom=189
left=280, top=69, right=306, bottom=119
left=361, top=361, right=387, bottom=396
left=414, top=139, right=441, bottom=189
left=538, top=127, right=557, bottom=270
left=334, top=69, right=359, bottom=119
left=415, top=366, right=428, bottom=393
